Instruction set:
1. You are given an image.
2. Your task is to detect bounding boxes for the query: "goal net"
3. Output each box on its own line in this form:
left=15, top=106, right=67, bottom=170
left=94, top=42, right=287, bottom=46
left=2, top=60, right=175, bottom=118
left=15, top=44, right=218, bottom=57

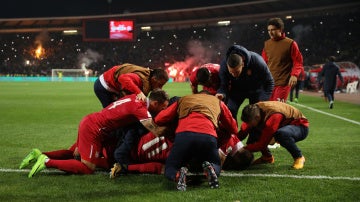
left=51, top=69, right=92, bottom=81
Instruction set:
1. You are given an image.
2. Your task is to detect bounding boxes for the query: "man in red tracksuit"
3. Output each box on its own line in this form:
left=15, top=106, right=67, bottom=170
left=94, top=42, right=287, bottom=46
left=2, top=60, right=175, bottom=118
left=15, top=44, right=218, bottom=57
left=262, top=17, right=304, bottom=102
left=155, top=91, right=238, bottom=191
left=94, top=63, right=169, bottom=107
left=238, top=101, right=309, bottom=169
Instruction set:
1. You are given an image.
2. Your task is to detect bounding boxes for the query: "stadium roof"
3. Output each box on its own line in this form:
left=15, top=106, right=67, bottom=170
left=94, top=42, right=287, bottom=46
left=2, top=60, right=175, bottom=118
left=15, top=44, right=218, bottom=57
left=0, top=0, right=359, bottom=33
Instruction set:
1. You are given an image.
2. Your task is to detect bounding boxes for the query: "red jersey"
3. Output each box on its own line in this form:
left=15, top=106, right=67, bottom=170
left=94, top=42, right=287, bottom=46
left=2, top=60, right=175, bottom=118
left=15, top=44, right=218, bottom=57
left=77, top=94, right=151, bottom=165
left=131, top=132, right=173, bottom=163
left=189, top=63, right=220, bottom=95
left=219, top=134, right=244, bottom=157
left=87, top=94, right=151, bottom=134
left=155, top=100, right=237, bottom=137
left=102, top=66, right=143, bottom=94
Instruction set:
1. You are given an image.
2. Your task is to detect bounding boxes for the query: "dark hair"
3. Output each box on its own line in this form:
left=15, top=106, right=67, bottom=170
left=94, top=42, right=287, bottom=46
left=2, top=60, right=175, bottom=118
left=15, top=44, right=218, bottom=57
left=222, top=149, right=254, bottom=170
left=169, top=96, right=181, bottom=105
left=227, top=53, right=243, bottom=69
left=198, top=90, right=211, bottom=95
left=328, top=56, right=336, bottom=62
left=196, top=67, right=211, bottom=85
left=150, top=68, right=169, bottom=81
left=148, top=88, right=169, bottom=104
left=267, top=17, right=284, bottom=31
left=241, top=104, right=260, bottom=123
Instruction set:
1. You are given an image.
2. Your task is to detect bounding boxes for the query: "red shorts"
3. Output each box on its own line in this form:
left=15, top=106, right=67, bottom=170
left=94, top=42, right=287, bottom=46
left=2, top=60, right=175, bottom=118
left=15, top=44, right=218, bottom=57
left=270, top=86, right=291, bottom=102
left=76, top=116, right=104, bottom=165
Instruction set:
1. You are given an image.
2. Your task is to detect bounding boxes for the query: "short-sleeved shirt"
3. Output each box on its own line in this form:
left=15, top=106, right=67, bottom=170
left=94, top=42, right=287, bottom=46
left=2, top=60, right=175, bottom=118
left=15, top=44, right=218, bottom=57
left=77, top=94, right=151, bottom=164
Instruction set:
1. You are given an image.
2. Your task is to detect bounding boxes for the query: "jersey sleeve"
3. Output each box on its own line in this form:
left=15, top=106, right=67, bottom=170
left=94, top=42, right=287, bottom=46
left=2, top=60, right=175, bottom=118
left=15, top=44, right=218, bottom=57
left=132, top=100, right=152, bottom=121
left=219, top=102, right=238, bottom=134
left=290, top=41, right=304, bottom=77
left=244, top=113, right=283, bottom=152
left=154, top=102, right=178, bottom=125
left=118, top=73, right=143, bottom=94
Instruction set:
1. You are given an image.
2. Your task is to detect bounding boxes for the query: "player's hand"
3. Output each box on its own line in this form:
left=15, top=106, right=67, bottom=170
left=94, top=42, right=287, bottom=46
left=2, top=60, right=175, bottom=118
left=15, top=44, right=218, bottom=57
left=215, top=93, right=224, bottom=100
left=136, top=92, right=147, bottom=101
left=288, top=75, right=298, bottom=88
left=73, top=147, right=80, bottom=160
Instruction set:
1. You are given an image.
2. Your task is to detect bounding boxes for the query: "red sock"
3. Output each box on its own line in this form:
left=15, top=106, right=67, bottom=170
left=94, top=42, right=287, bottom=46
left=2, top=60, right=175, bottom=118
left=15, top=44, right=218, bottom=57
left=128, top=162, right=164, bottom=174
left=46, top=159, right=93, bottom=174
left=43, top=150, right=74, bottom=160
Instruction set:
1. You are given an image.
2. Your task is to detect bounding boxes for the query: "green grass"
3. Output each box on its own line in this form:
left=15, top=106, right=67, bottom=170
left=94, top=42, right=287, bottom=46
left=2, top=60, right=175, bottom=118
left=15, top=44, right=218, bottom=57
left=0, top=82, right=359, bottom=202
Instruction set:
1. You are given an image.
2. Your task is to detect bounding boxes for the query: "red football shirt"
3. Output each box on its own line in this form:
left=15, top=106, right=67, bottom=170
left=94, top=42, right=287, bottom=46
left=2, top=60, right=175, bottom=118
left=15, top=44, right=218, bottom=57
left=189, top=63, right=220, bottom=95
left=131, top=132, right=173, bottom=163
left=87, top=94, right=151, bottom=133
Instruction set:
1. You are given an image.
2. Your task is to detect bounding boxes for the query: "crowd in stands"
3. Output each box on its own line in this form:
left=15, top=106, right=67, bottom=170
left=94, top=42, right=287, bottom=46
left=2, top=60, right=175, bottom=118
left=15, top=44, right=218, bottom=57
left=0, top=11, right=359, bottom=77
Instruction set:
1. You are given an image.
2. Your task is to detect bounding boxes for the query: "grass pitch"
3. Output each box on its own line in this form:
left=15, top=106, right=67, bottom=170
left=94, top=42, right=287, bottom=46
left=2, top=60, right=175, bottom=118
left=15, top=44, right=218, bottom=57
left=0, top=82, right=359, bottom=202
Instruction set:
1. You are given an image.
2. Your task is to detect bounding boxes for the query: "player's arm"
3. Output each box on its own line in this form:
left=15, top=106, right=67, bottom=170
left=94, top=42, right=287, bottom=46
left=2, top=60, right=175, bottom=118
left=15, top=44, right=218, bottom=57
left=140, top=118, right=167, bottom=137
left=244, top=113, right=283, bottom=152
left=219, top=102, right=238, bottom=134
left=216, top=60, right=229, bottom=100
left=289, top=41, right=304, bottom=87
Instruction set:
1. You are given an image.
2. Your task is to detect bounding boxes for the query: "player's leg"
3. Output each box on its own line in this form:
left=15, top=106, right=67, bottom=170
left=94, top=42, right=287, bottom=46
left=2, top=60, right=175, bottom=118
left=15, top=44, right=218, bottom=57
left=274, top=125, right=308, bottom=169
left=94, top=77, right=114, bottom=108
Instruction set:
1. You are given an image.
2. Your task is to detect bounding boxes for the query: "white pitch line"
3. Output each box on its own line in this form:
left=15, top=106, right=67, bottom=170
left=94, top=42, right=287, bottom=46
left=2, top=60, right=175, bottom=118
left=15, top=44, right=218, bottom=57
left=220, top=173, right=360, bottom=181
left=2, top=168, right=359, bottom=181
left=292, top=103, right=360, bottom=126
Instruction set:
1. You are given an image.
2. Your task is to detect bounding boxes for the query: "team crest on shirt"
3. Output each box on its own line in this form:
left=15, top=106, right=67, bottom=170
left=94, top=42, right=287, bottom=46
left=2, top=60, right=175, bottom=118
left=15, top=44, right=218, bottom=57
left=247, top=69, right=252, bottom=76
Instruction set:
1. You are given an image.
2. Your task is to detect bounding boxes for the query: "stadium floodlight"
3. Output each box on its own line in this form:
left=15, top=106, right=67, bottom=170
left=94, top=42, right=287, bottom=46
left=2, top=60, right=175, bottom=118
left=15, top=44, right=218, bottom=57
left=217, top=21, right=230, bottom=26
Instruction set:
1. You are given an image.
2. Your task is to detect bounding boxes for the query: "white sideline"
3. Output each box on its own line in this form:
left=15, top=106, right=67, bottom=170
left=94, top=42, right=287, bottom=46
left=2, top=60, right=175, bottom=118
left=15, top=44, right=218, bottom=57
left=1, top=168, right=359, bottom=181
left=292, top=103, right=360, bottom=126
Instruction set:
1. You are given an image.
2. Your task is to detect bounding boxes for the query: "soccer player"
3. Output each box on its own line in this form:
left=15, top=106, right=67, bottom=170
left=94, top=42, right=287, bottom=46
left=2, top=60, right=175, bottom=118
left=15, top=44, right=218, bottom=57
left=216, top=45, right=274, bottom=120
left=111, top=131, right=253, bottom=176
left=218, top=134, right=254, bottom=171
left=154, top=91, right=238, bottom=191
left=94, top=63, right=169, bottom=108
left=318, top=56, right=344, bottom=109
left=189, top=63, right=220, bottom=95
left=21, top=89, right=169, bottom=178
left=123, top=131, right=174, bottom=175
left=262, top=17, right=304, bottom=102
left=238, top=101, right=309, bottom=169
